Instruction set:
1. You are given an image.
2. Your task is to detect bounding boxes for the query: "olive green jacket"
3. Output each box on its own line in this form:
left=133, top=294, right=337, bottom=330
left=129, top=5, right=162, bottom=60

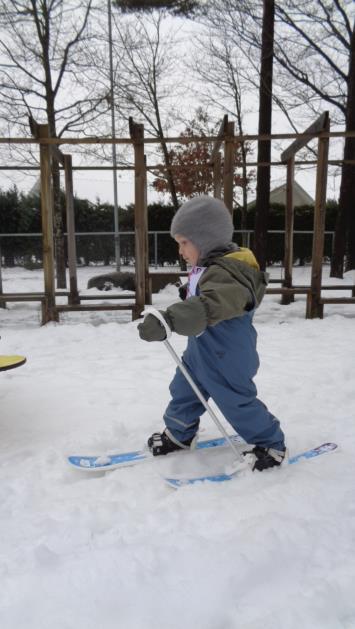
left=164, top=248, right=268, bottom=337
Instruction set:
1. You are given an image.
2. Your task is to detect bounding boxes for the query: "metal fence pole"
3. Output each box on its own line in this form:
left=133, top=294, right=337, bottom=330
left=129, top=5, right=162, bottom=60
left=0, top=243, right=5, bottom=308
left=0, top=229, right=338, bottom=270
left=154, top=232, right=158, bottom=269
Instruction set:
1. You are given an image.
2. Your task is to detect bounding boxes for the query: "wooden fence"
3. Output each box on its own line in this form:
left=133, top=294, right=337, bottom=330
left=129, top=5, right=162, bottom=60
left=0, top=112, right=354, bottom=323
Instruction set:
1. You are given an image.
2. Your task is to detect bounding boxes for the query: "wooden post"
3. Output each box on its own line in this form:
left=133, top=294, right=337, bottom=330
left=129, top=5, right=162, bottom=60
left=130, top=118, right=150, bottom=318
left=63, top=154, right=80, bottom=305
left=223, top=121, right=235, bottom=215
left=306, top=116, right=330, bottom=319
left=37, top=133, right=79, bottom=307
left=38, top=124, right=58, bottom=323
left=280, top=111, right=330, bottom=316
left=281, top=157, right=295, bottom=304
left=213, top=152, right=222, bottom=199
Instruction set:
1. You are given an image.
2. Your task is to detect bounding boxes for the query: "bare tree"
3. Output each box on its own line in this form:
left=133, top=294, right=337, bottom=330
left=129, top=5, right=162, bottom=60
left=201, top=0, right=354, bottom=274
left=106, top=10, right=189, bottom=210
left=195, top=0, right=277, bottom=267
left=337, top=19, right=355, bottom=275
left=191, top=24, right=254, bottom=243
left=272, top=1, right=355, bottom=276
left=0, top=0, right=107, bottom=286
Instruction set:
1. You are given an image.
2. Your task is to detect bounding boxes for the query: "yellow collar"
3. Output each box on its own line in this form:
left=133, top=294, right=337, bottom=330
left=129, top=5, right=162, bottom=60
left=224, top=247, right=260, bottom=270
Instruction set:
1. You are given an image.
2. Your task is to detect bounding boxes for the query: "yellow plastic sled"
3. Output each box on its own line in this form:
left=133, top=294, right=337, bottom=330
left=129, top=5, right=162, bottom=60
left=0, top=355, right=27, bottom=372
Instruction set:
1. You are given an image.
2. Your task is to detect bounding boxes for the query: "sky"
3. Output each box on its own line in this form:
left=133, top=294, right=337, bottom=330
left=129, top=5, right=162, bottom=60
left=0, top=6, right=346, bottom=211
left=0, top=107, right=343, bottom=211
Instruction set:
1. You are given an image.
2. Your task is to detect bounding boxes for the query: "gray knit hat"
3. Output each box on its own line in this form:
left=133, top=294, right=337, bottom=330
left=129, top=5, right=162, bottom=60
left=170, top=195, right=234, bottom=259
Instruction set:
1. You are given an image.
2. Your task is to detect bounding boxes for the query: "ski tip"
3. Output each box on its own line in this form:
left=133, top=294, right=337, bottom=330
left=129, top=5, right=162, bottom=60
left=164, top=472, right=235, bottom=488
left=67, top=455, right=116, bottom=472
left=67, top=450, right=148, bottom=471
left=68, top=456, right=101, bottom=471
left=288, top=442, right=338, bottom=464
left=163, top=442, right=338, bottom=487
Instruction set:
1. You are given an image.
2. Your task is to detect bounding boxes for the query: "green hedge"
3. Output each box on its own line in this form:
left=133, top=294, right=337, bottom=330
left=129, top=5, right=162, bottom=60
left=0, top=187, right=337, bottom=267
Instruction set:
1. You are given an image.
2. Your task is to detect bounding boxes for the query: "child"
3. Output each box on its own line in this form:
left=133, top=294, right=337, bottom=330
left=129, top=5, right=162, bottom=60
left=138, top=195, right=286, bottom=471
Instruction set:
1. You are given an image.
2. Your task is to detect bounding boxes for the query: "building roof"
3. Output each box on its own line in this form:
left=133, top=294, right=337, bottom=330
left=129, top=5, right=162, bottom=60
left=247, top=180, right=314, bottom=208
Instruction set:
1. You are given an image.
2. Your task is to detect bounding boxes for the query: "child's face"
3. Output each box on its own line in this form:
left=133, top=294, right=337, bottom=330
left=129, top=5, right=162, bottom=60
left=174, top=234, right=200, bottom=266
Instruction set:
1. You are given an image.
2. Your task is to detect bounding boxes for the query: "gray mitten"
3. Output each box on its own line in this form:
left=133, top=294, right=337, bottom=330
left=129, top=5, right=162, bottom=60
left=138, top=312, right=171, bottom=342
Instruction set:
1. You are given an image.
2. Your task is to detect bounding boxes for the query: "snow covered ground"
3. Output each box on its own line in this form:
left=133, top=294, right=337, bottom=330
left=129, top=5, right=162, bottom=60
left=0, top=264, right=355, bottom=629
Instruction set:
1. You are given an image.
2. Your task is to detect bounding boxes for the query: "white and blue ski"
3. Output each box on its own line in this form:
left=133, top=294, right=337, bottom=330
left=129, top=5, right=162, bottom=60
left=67, top=434, right=244, bottom=472
left=164, top=442, right=338, bottom=488
left=67, top=439, right=337, bottom=488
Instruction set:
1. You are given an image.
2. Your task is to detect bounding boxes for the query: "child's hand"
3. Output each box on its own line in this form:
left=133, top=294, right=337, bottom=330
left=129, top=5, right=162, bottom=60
left=138, top=312, right=169, bottom=342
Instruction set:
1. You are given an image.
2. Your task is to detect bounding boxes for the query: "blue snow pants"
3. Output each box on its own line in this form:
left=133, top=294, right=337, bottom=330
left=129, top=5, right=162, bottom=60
left=163, top=312, right=285, bottom=450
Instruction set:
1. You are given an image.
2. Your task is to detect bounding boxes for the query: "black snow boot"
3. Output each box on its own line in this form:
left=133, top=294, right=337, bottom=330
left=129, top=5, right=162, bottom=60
left=148, top=430, right=195, bottom=456
left=244, top=446, right=287, bottom=471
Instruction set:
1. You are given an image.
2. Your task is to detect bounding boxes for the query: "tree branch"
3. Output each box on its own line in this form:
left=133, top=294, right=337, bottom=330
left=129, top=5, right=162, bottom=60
left=53, top=0, right=92, bottom=96
left=276, top=4, right=348, bottom=83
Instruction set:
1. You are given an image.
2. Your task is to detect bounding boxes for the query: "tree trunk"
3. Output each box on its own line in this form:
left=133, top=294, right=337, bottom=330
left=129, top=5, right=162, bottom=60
left=330, top=198, right=346, bottom=277
left=153, top=102, right=183, bottom=267
left=154, top=98, right=180, bottom=212
left=343, top=19, right=355, bottom=273
left=331, top=19, right=355, bottom=277
left=42, top=19, right=67, bottom=289
left=160, top=140, right=179, bottom=212
left=254, top=0, right=275, bottom=270
left=233, top=81, right=248, bottom=246
left=240, top=141, right=249, bottom=246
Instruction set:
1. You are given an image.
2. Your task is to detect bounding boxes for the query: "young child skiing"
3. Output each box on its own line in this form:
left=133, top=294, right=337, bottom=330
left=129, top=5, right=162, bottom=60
left=138, top=195, right=286, bottom=471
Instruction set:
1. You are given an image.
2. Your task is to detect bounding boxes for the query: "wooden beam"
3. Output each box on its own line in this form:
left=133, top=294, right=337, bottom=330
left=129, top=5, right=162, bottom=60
left=319, top=297, right=355, bottom=304
left=266, top=287, right=309, bottom=295
left=4, top=127, right=355, bottom=146
left=56, top=304, right=135, bottom=313
left=4, top=157, right=355, bottom=172
left=0, top=293, right=46, bottom=301
left=281, top=112, right=329, bottom=162
left=78, top=294, right=135, bottom=300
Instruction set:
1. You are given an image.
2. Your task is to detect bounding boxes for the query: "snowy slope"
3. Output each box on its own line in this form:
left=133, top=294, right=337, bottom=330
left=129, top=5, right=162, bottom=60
left=0, top=265, right=355, bottom=629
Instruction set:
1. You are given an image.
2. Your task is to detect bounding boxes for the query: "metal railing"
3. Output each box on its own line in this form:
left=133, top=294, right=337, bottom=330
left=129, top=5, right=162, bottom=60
left=0, top=229, right=335, bottom=268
